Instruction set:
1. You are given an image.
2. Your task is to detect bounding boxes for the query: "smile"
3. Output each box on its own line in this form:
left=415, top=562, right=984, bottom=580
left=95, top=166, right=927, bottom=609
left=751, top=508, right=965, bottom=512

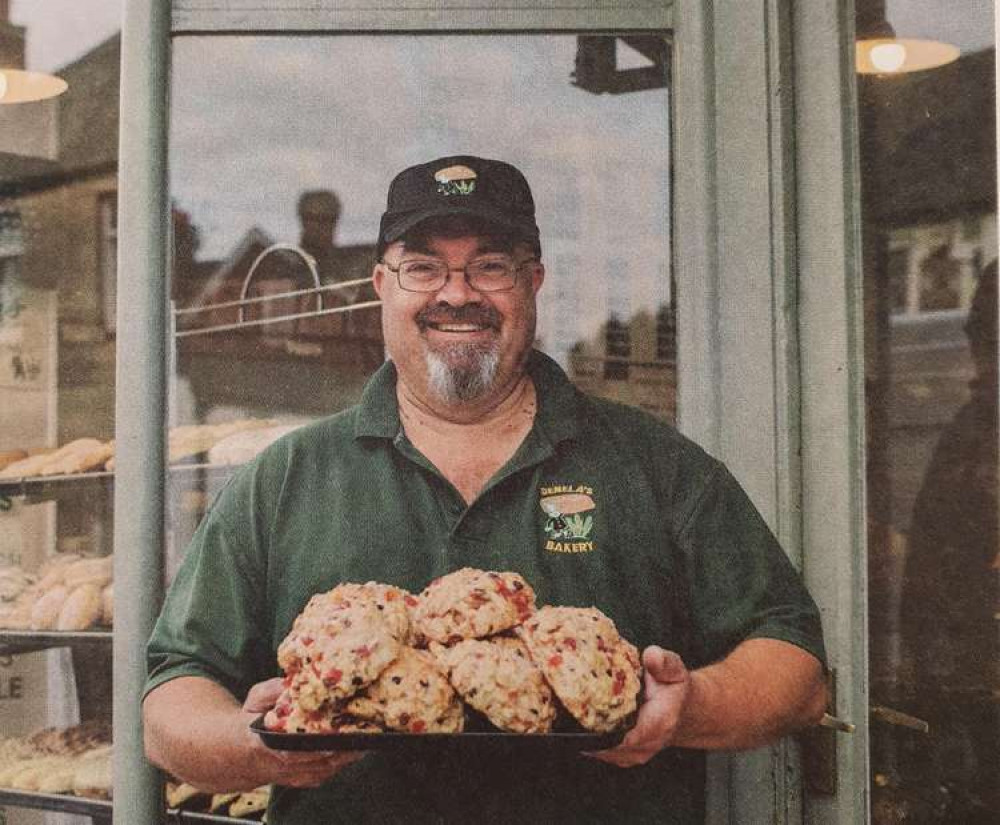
left=426, top=323, right=491, bottom=333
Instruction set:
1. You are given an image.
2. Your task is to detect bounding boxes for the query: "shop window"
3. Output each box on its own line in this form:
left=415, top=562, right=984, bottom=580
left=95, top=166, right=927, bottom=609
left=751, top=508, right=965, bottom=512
left=860, top=1, right=998, bottom=819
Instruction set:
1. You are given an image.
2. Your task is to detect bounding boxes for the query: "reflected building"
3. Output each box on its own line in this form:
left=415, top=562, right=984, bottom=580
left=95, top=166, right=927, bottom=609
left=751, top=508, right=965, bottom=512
left=862, top=45, right=998, bottom=823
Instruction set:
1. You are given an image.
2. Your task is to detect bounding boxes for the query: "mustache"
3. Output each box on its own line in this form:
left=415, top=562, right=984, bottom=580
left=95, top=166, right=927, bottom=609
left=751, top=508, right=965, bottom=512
left=416, top=303, right=502, bottom=330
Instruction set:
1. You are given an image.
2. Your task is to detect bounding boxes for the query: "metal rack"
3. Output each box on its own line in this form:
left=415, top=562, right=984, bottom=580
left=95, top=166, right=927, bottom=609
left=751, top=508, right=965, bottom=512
left=0, top=789, right=267, bottom=823
left=173, top=242, right=381, bottom=339
left=0, top=463, right=239, bottom=504
left=0, top=630, right=112, bottom=656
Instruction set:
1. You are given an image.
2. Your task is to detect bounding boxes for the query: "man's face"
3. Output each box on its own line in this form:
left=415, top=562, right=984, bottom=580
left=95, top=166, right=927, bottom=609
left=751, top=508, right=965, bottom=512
left=373, top=234, right=544, bottom=407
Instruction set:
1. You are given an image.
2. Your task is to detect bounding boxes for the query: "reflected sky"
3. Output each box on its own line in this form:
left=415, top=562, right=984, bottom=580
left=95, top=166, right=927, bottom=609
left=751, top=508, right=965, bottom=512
left=168, top=36, right=670, bottom=259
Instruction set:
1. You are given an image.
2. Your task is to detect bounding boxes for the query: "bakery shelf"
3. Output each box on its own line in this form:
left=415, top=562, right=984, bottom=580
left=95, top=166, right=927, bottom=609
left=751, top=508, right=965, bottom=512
left=0, top=788, right=112, bottom=818
left=0, top=791, right=263, bottom=823
left=0, top=629, right=112, bottom=655
left=172, top=810, right=265, bottom=823
left=0, top=463, right=240, bottom=502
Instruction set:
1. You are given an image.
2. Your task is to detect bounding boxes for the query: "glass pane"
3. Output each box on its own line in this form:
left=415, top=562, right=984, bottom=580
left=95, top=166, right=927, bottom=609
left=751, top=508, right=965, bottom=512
left=0, top=1, right=121, bottom=821
left=860, top=1, right=998, bottom=821
left=167, top=33, right=673, bottom=557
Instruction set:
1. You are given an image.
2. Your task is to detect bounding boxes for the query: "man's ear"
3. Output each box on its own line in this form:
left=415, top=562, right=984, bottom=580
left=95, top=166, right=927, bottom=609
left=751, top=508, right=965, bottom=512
left=530, top=262, right=545, bottom=295
left=372, top=264, right=385, bottom=299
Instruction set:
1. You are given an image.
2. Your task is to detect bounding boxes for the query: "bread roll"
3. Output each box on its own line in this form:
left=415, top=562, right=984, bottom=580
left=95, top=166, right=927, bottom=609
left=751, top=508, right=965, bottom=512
left=30, top=585, right=69, bottom=630
left=56, top=584, right=104, bottom=631
left=101, top=583, right=113, bottom=626
left=0, top=451, right=56, bottom=479
left=73, top=747, right=112, bottom=799
left=0, top=450, right=27, bottom=472
left=39, top=439, right=106, bottom=476
left=229, top=787, right=269, bottom=818
left=207, top=424, right=302, bottom=466
left=36, top=554, right=82, bottom=591
left=63, top=556, right=113, bottom=590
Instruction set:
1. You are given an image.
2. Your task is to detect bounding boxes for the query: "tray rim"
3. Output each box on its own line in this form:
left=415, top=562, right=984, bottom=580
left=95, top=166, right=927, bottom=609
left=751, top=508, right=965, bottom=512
left=250, top=715, right=625, bottom=752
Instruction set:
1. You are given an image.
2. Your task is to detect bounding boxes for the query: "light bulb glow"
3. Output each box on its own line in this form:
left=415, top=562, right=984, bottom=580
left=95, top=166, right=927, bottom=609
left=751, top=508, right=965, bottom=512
left=856, top=38, right=960, bottom=75
left=870, top=42, right=907, bottom=73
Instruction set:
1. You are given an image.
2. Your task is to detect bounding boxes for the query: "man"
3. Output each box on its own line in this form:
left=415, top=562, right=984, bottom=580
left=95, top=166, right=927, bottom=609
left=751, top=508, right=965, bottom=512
left=144, top=155, right=828, bottom=823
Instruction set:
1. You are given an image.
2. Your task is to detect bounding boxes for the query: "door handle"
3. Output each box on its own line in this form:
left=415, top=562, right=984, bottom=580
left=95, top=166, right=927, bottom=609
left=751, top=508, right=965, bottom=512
left=869, top=704, right=929, bottom=733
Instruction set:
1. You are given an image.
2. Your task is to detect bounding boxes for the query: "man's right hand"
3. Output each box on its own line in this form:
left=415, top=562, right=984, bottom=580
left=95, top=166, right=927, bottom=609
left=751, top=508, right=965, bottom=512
left=143, top=675, right=366, bottom=793
left=239, top=677, right=366, bottom=789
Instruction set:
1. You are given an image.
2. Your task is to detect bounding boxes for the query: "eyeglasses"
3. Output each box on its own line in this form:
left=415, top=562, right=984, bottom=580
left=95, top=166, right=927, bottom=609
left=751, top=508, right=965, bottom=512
left=381, top=254, right=537, bottom=293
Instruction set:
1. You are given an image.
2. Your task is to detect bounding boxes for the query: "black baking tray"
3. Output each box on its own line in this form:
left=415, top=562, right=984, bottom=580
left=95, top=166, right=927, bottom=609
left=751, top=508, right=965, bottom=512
left=251, top=714, right=626, bottom=753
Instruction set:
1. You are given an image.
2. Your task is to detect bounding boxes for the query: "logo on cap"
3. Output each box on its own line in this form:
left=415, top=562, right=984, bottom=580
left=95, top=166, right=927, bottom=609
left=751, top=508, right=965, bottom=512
left=434, top=165, right=477, bottom=197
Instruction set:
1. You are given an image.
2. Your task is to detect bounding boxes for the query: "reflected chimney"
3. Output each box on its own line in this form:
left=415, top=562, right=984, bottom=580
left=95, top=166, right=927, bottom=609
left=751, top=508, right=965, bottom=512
left=0, top=0, right=26, bottom=69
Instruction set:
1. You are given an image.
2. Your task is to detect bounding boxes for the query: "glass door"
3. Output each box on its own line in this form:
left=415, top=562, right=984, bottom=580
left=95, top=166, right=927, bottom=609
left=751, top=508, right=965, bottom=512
left=858, top=1, right=998, bottom=821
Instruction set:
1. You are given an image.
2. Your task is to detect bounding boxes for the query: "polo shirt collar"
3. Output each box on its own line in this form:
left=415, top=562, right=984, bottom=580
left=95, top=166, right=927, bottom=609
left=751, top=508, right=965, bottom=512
left=353, top=359, right=401, bottom=439
left=352, top=349, right=583, bottom=446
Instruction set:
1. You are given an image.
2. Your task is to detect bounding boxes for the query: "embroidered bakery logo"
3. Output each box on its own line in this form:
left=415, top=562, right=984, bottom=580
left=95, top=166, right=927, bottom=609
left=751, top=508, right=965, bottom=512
left=540, top=485, right=597, bottom=553
left=434, top=165, right=477, bottom=196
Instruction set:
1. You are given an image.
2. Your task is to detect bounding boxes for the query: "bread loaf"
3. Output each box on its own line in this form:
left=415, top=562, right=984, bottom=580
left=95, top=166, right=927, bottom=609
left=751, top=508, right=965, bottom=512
left=0, top=450, right=27, bottom=472
left=101, top=583, right=113, bottom=626
left=57, top=584, right=104, bottom=631
left=39, top=439, right=106, bottom=476
left=30, top=585, right=69, bottom=630
left=63, top=556, right=113, bottom=590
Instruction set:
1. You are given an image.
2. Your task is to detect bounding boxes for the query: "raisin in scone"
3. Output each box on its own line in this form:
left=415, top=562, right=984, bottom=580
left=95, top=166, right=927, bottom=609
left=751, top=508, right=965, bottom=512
left=346, top=647, right=464, bottom=734
left=277, top=598, right=400, bottom=708
left=414, top=568, right=536, bottom=644
left=517, top=606, right=641, bottom=733
left=431, top=636, right=556, bottom=734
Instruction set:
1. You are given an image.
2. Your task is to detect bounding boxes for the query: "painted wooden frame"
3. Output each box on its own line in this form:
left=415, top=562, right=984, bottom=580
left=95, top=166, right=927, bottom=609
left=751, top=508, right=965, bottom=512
left=117, top=2, right=868, bottom=823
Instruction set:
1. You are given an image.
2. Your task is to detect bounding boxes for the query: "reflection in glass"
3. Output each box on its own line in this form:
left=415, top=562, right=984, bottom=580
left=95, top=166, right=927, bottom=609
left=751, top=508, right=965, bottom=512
left=861, top=1, right=998, bottom=819
left=169, top=34, right=673, bottom=418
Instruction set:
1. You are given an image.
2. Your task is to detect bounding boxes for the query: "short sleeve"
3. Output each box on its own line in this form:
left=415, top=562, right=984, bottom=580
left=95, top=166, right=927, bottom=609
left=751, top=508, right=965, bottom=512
left=144, top=490, right=273, bottom=701
left=675, top=464, right=827, bottom=669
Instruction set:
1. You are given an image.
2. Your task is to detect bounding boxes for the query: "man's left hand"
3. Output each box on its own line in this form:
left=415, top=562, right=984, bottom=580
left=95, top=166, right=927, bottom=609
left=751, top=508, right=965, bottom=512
left=588, top=645, right=691, bottom=768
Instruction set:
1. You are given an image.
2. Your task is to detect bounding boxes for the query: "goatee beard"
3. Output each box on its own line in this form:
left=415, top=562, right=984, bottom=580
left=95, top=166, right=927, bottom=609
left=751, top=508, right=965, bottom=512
left=426, top=344, right=501, bottom=404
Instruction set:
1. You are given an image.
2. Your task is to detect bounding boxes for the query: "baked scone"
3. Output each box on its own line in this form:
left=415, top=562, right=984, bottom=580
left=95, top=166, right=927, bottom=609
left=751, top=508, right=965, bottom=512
left=414, top=568, right=536, bottom=644
left=263, top=687, right=383, bottom=735
left=277, top=598, right=401, bottom=708
left=346, top=647, right=464, bottom=734
left=323, top=581, right=417, bottom=644
left=431, top=636, right=556, bottom=734
left=517, top=606, right=641, bottom=733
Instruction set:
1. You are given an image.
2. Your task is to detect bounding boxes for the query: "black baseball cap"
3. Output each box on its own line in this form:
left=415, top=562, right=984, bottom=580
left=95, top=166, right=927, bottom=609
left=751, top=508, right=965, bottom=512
left=377, top=155, right=540, bottom=257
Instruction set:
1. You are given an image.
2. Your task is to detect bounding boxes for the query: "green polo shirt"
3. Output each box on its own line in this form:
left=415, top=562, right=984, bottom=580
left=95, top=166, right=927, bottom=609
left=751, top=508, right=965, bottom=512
left=146, top=350, right=826, bottom=824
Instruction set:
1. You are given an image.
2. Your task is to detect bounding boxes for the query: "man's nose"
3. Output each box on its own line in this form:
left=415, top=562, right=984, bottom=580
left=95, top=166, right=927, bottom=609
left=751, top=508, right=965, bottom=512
left=434, top=266, right=480, bottom=304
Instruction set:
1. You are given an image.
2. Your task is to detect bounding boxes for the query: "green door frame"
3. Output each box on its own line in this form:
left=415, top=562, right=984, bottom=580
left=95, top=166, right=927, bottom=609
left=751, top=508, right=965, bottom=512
left=117, top=2, right=868, bottom=823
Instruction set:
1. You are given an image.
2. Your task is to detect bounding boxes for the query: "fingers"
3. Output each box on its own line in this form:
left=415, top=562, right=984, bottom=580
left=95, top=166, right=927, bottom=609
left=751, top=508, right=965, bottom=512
left=270, top=750, right=367, bottom=788
left=243, top=678, right=285, bottom=714
left=642, top=646, right=687, bottom=685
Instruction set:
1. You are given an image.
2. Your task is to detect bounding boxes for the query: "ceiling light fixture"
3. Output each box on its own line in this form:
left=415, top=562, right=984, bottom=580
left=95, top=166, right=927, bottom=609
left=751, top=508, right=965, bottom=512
left=0, top=68, right=68, bottom=104
left=856, top=2, right=959, bottom=75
